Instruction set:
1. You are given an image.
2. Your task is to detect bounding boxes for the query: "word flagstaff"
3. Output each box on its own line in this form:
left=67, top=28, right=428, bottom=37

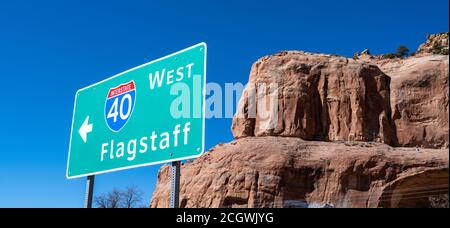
left=101, top=122, right=191, bottom=162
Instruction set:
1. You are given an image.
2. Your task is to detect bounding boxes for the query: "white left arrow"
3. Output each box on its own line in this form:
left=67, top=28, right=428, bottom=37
left=79, top=116, right=93, bottom=143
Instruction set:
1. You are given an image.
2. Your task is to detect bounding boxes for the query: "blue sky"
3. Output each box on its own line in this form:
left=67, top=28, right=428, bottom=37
left=0, top=0, right=448, bottom=207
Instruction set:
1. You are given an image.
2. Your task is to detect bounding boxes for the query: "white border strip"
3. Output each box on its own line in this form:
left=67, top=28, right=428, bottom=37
left=66, top=42, right=207, bottom=179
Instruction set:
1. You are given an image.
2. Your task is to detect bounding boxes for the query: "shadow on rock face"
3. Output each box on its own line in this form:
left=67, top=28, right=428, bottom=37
left=378, top=168, right=449, bottom=208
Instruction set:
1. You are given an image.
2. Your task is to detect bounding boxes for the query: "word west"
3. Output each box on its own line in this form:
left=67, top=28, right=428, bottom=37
left=101, top=122, right=191, bottom=162
left=149, top=63, right=195, bottom=90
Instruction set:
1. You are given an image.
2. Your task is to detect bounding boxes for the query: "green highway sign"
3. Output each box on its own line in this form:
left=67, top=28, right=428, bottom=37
left=67, top=43, right=206, bottom=179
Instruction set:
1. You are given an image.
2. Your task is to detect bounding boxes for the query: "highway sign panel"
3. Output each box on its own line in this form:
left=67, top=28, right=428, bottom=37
left=67, top=43, right=206, bottom=179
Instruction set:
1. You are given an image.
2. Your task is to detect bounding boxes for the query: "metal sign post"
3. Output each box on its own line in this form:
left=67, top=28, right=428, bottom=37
left=170, top=161, right=181, bottom=208
left=84, top=175, right=95, bottom=208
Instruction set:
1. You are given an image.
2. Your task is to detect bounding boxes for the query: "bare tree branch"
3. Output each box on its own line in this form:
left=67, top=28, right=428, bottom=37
left=121, top=185, right=144, bottom=208
left=94, top=186, right=145, bottom=208
left=108, top=189, right=122, bottom=208
left=94, top=195, right=108, bottom=208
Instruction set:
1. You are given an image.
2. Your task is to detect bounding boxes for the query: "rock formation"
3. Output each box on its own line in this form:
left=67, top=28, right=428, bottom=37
left=151, top=33, right=449, bottom=208
left=350, top=33, right=449, bottom=148
left=374, top=54, right=449, bottom=148
left=151, top=137, right=448, bottom=208
left=416, top=32, right=449, bottom=55
left=231, top=51, right=397, bottom=145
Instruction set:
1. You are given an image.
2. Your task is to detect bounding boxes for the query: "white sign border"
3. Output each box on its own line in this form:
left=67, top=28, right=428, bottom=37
left=66, top=42, right=207, bottom=179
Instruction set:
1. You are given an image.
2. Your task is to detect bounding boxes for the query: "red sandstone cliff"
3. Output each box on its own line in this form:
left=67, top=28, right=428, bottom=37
left=374, top=54, right=448, bottom=148
left=151, top=137, right=448, bottom=208
left=231, top=51, right=397, bottom=145
left=150, top=33, right=449, bottom=208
